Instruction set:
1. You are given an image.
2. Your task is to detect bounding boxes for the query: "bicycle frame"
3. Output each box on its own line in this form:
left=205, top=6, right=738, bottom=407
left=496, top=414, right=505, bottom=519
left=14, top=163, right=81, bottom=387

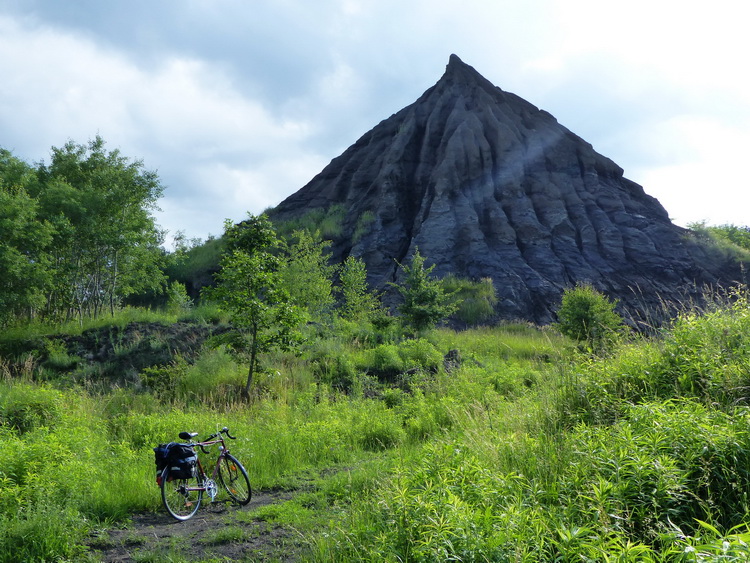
left=160, top=426, right=251, bottom=520
left=182, top=433, right=232, bottom=497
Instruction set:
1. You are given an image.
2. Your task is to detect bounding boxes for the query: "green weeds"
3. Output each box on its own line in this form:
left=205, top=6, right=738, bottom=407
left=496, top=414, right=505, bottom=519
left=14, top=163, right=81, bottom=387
left=3, top=297, right=750, bottom=560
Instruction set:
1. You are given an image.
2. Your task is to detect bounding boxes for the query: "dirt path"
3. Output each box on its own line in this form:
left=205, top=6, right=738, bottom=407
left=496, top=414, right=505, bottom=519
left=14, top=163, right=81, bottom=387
left=88, top=489, right=309, bottom=562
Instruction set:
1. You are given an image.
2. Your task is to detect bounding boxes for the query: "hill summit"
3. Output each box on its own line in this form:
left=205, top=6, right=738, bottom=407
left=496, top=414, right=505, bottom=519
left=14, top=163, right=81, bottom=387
left=271, top=55, right=743, bottom=324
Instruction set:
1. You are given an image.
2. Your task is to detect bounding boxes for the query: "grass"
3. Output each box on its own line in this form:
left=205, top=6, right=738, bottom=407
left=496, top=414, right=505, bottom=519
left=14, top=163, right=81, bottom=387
left=3, top=296, right=750, bottom=560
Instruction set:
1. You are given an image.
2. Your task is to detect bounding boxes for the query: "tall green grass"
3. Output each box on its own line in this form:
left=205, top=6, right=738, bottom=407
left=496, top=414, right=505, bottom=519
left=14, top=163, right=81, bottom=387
left=309, top=296, right=750, bottom=561
left=4, top=298, right=750, bottom=560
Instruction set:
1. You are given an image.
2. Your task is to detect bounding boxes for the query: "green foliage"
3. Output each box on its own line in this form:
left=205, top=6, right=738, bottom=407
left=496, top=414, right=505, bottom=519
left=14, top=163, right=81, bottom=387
left=670, top=520, right=750, bottom=560
left=391, top=248, right=459, bottom=335
left=279, top=229, right=337, bottom=323
left=338, top=255, right=381, bottom=323
left=689, top=221, right=750, bottom=262
left=706, top=223, right=750, bottom=250
left=34, top=136, right=166, bottom=321
left=352, top=210, right=376, bottom=243
left=304, top=339, right=359, bottom=390
left=0, top=140, right=167, bottom=326
left=272, top=204, right=346, bottom=241
left=140, top=360, right=187, bottom=398
left=0, top=151, right=54, bottom=326
left=0, top=505, right=89, bottom=563
left=165, top=281, right=193, bottom=315
left=6, top=289, right=750, bottom=560
left=442, top=275, right=498, bottom=325
left=358, top=339, right=443, bottom=380
left=659, top=292, right=750, bottom=403
left=164, top=235, right=224, bottom=299
left=561, top=401, right=750, bottom=542
left=556, top=283, right=623, bottom=349
left=363, top=344, right=404, bottom=377
left=206, top=214, right=303, bottom=398
left=351, top=405, right=405, bottom=451
left=0, top=383, right=63, bottom=433
left=558, top=290, right=750, bottom=425
left=397, top=338, right=444, bottom=371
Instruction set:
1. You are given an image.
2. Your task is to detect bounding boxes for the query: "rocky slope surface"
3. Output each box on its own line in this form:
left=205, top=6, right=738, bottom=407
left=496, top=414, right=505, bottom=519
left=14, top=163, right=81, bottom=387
left=271, top=55, right=744, bottom=324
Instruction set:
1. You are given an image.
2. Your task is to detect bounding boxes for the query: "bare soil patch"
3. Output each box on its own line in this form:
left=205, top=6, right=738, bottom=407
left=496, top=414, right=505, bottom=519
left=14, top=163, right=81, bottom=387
left=88, top=489, right=308, bottom=562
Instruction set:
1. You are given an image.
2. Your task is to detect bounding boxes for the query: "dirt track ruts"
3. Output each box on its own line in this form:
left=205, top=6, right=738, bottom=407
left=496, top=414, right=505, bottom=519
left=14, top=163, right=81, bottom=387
left=89, top=489, right=306, bottom=562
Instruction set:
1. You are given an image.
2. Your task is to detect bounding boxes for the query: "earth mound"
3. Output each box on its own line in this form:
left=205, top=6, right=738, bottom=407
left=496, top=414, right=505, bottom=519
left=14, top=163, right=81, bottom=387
left=270, top=55, right=745, bottom=324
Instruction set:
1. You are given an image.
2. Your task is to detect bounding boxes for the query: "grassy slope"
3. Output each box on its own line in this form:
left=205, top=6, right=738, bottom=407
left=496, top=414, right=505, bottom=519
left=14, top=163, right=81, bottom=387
left=3, top=299, right=750, bottom=561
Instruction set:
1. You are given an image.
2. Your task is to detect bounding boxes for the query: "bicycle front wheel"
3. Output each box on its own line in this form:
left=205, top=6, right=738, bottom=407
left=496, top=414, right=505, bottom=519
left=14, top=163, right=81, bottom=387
left=160, top=467, right=203, bottom=520
left=218, top=453, right=251, bottom=505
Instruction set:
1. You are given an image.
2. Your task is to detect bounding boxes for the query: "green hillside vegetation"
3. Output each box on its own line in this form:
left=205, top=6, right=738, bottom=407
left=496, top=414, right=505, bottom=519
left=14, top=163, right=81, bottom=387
left=5, top=140, right=750, bottom=560
left=4, top=287, right=750, bottom=560
left=688, top=221, right=750, bottom=263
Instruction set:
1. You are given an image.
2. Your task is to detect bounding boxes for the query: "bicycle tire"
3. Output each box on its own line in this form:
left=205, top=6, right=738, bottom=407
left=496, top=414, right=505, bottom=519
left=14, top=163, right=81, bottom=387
left=160, top=466, right=203, bottom=520
left=217, top=453, right=252, bottom=505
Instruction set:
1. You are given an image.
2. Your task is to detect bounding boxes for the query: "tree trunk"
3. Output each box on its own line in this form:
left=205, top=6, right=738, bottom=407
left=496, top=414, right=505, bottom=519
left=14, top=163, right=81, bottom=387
left=242, top=325, right=258, bottom=400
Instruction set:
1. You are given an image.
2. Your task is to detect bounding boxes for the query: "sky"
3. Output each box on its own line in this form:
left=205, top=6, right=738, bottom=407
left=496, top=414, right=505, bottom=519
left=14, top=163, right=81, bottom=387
left=1, top=0, right=749, bottom=247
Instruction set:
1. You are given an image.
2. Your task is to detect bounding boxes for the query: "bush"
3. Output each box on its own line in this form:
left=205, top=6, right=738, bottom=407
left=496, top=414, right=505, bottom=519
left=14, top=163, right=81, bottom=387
left=562, top=401, right=750, bottom=541
left=658, top=294, right=750, bottom=404
left=397, top=339, right=443, bottom=371
left=350, top=406, right=405, bottom=451
left=556, top=284, right=623, bottom=350
left=363, top=344, right=404, bottom=379
left=442, top=275, right=497, bottom=325
left=166, top=281, right=193, bottom=315
left=139, top=360, right=186, bottom=398
left=0, top=383, right=63, bottom=433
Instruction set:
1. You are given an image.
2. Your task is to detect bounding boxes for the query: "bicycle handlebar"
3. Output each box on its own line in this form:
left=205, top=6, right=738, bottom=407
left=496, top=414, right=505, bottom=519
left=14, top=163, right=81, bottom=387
left=179, top=427, right=237, bottom=454
left=197, top=426, right=236, bottom=450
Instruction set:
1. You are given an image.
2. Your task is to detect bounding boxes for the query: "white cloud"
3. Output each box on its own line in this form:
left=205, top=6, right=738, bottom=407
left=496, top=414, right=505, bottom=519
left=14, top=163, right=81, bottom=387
left=2, top=0, right=750, bottom=246
left=635, top=116, right=750, bottom=226
left=0, top=12, right=322, bottom=243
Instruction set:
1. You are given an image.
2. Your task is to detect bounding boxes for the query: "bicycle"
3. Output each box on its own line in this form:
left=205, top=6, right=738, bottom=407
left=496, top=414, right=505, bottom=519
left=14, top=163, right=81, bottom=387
left=158, top=426, right=252, bottom=521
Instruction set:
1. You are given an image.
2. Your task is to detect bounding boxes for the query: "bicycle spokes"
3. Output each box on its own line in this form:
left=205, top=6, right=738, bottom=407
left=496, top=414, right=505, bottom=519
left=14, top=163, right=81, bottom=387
left=159, top=427, right=250, bottom=519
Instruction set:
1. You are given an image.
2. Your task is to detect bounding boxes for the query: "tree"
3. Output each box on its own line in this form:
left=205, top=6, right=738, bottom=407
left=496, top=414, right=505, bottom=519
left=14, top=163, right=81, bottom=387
left=33, top=136, right=165, bottom=321
left=0, top=150, right=53, bottom=325
left=279, top=229, right=337, bottom=324
left=556, top=284, right=623, bottom=350
left=206, top=214, right=302, bottom=399
left=339, top=255, right=380, bottom=323
left=392, top=248, right=458, bottom=334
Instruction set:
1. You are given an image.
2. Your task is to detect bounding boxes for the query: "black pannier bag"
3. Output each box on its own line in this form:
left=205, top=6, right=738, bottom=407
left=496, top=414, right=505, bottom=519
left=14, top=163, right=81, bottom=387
left=154, top=442, right=197, bottom=482
left=154, top=443, right=170, bottom=475
left=168, top=443, right=198, bottom=479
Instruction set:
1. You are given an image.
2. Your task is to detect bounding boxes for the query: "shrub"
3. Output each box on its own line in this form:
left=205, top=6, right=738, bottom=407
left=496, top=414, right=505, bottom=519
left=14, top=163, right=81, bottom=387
left=658, top=294, right=750, bottom=405
left=350, top=406, right=405, bottom=451
left=0, top=383, right=63, bottom=433
left=165, top=280, right=193, bottom=315
left=363, top=344, right=404, bottom=379
left=353, top=210, right=376, bottom=243
left=392, top=248, right=458, bottom=334
left=562, top=401, right=750, bottom=541
left=306, top=340, right=360, bottom=390
left=442, top=275, right=497, bottom=325
left=397, top=339, right=443, bottom=372
left=139, top=359, right=186, bottom=398
left=556, top=284, right=623, bottom=350
left=42, top=339, right=78, bottom=371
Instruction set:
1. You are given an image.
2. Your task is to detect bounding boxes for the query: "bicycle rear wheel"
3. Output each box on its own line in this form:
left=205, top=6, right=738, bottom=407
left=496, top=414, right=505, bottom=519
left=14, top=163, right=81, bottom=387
left=160, top=467, right=203, bottom=520
left=217, top=453, right=251, bottom=505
